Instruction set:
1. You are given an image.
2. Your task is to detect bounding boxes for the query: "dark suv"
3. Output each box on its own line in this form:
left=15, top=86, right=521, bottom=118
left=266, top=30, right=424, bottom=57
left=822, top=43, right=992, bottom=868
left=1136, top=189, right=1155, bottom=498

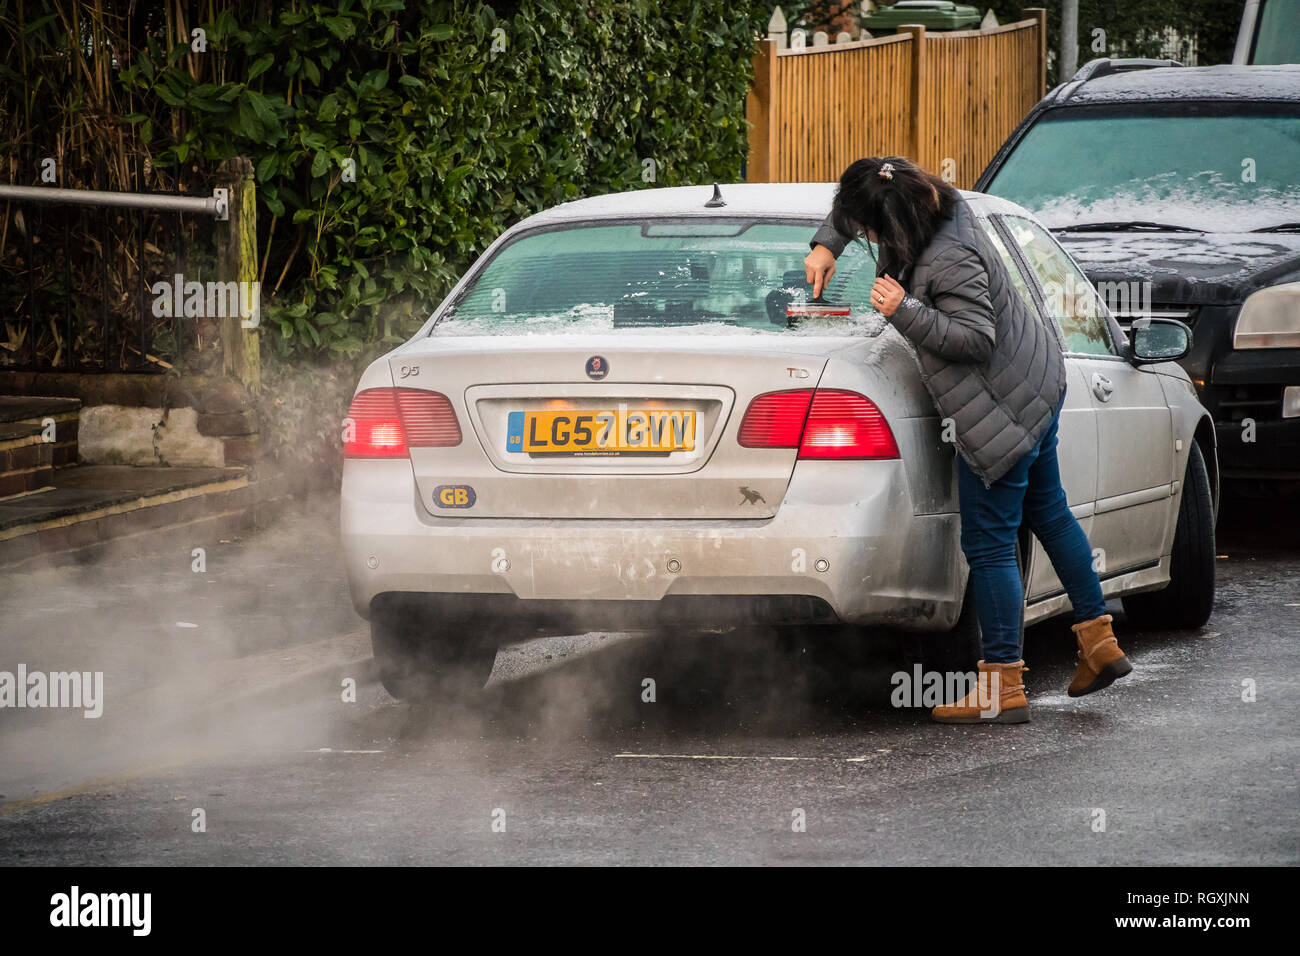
left=976, top=60, right=1300, bottom=488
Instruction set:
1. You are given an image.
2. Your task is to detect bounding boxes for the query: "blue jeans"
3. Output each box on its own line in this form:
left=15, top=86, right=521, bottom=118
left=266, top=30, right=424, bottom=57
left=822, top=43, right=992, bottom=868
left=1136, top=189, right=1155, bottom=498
left=955, top=397, right=1108, bottom=663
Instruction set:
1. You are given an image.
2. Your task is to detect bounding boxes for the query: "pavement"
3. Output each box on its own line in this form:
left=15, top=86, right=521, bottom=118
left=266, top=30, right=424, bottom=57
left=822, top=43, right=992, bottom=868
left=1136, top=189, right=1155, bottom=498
left=0, top=491, right=1296, bottom=865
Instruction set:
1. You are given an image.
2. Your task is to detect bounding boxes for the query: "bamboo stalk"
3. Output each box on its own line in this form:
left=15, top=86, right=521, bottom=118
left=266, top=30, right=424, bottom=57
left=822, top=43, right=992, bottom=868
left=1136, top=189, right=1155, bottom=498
left=259, top=212, right=278, bottom=285
left=125, top=344, right=175, bottom=369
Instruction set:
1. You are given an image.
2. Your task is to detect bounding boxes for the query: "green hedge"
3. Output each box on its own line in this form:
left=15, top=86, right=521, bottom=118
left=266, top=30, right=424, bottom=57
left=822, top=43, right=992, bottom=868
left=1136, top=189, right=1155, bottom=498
left=108, top=0, right=768, bottom=358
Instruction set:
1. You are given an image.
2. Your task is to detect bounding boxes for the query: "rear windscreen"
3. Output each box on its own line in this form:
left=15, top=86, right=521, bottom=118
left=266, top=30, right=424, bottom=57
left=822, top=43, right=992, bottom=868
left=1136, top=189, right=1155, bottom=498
left=431, top=219, right=887, bottom=336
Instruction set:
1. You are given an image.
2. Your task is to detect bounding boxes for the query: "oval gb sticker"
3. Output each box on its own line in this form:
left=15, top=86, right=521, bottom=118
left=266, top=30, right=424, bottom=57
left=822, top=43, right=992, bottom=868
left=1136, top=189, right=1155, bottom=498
left=433, top=484, right=476, bottom=509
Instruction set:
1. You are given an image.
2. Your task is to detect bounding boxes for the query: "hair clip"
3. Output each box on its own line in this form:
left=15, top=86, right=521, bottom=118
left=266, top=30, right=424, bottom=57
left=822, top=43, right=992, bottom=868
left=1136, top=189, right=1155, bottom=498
left=878, top=163, right=895, bottom=181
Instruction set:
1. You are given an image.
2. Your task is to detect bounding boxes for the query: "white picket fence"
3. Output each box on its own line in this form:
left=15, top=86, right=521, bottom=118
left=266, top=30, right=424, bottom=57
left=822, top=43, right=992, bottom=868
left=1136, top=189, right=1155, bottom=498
left=765, top=3, right=1001, bottom=51
left=769, top=5, right=1197, bottom=66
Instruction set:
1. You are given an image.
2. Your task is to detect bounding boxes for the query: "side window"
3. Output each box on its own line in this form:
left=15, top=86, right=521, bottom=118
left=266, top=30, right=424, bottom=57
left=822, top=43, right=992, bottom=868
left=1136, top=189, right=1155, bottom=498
left=999, top=215, right=1116, bottom=356
left=977, top=217, right=1037, bottom=315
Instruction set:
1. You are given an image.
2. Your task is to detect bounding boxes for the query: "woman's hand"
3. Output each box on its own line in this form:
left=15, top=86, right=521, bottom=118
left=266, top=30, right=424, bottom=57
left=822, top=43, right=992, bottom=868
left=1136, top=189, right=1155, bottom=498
left=871, top=274, right=905, bottom=316
left=804, top=244, right=837, bottom=298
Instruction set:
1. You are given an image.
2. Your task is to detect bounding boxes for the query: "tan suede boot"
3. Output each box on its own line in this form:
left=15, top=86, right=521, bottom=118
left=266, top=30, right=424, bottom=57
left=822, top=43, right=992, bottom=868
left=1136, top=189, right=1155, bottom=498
left=1068, top=614, right=1132, bottom=697
left=932, top=660, right=1030, bottom=724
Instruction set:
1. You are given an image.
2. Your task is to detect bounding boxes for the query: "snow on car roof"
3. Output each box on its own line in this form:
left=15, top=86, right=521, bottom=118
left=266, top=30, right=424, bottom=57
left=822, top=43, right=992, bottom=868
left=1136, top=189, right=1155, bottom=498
left=1061, top=64, right=1300, bottom=105
left=524, top=182, right=839, bottom=225
left=519, top=182, right=1005, bottom=227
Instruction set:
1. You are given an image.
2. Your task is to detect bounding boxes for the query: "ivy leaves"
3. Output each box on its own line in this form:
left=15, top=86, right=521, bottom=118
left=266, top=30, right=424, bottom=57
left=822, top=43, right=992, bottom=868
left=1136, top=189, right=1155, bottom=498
left=118, top=0, right=769, bottom=358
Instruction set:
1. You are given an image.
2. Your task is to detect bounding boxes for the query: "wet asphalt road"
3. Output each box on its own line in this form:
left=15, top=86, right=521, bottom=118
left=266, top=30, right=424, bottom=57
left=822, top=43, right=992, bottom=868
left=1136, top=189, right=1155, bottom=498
left=0, top=492, right=1296, bottom=865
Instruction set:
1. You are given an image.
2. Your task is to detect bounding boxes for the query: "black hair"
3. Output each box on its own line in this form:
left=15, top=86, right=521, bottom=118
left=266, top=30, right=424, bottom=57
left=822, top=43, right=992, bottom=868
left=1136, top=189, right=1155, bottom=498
left=829, top=157, right=959, bottom=277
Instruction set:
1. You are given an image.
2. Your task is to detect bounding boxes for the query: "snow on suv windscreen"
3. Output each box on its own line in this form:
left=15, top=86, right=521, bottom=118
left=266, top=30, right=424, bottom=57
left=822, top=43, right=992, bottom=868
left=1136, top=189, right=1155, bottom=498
left=987, top=105, right=1300, bottom=231
left=432, top=218, right=887, bottom=336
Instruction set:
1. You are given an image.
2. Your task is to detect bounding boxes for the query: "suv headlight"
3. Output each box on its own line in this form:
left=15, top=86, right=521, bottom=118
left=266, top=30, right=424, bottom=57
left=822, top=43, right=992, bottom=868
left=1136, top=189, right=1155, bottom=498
left=1233, top=282, right=1300, bottom=349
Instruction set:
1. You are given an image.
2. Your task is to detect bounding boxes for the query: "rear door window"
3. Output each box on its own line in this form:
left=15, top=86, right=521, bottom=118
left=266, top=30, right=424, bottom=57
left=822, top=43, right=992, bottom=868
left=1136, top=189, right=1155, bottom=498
left=998, top=215, right=1117, bottom=356
left=977, top=216, right=1038, bottom=315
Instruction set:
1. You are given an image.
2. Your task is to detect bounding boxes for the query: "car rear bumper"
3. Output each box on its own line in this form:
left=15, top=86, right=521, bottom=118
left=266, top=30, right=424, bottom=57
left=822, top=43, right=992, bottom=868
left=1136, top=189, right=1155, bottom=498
left=340, top=458, right=965, bottom=632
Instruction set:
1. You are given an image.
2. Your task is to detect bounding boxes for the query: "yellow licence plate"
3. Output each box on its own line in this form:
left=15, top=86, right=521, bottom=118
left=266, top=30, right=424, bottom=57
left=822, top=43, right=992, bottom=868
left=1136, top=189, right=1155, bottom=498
left=506, top=409, right=696, bottom=455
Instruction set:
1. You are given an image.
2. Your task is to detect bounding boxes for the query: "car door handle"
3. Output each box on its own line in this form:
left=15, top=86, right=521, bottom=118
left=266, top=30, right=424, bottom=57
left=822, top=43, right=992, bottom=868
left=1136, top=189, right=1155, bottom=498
left=1092, top=372, right=1114, bottom=402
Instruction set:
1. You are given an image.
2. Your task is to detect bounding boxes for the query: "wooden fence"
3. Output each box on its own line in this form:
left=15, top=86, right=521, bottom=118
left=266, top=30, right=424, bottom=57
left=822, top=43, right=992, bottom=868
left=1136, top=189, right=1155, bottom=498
left=747, top=9, right=1047, bottom=189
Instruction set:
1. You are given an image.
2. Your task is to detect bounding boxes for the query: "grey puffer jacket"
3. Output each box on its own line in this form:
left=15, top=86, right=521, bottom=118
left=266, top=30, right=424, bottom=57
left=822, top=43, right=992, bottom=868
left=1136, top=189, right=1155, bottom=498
left=812, top=196, right=1066, bottom=486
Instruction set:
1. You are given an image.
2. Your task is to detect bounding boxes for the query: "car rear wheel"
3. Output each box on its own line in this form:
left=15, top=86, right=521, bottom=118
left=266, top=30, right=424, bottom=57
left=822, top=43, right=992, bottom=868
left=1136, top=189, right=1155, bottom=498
left=917, top=531, right=1031, bottom=674
left=1121, top=441, right=1216, bottom=630
left=370, top=594, right=499, bottom=701
left=916, top=580, right=983, bottom=674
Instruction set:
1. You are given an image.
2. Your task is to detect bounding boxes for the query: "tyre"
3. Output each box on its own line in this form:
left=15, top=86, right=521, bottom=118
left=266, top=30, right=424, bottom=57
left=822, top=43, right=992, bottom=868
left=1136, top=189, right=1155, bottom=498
left=916, top=580, right=982, bottom=674
left=916, top=532, right=1031, bottom=674
left=1121, top=441, right=1216, bottom=630
left=369, top=594, right=498, bottom=701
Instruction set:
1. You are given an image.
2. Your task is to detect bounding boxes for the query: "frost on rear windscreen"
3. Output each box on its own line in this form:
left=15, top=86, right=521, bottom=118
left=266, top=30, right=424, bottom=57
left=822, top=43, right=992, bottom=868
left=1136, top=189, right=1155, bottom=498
left=430, top=219, right=887, bottom=337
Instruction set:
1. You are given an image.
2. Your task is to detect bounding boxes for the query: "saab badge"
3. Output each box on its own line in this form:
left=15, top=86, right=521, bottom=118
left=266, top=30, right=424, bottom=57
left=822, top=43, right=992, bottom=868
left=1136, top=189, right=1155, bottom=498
left=434, top=484, right=476, bottom=509
left=585, top=355, right=609, bottom=380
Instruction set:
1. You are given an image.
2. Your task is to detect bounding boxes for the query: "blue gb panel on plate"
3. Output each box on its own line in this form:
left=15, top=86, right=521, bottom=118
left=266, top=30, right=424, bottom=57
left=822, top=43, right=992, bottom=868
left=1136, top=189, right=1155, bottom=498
left=507, top=411, right=525, bottom=452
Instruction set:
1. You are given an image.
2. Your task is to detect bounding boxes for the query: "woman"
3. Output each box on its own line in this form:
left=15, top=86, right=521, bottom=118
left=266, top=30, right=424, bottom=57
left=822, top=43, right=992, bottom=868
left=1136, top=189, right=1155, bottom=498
left=804, top=156, right=1132, bottom=724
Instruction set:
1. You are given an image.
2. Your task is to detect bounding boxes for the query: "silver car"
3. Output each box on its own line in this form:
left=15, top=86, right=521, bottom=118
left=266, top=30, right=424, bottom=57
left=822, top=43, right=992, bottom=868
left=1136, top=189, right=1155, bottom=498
left=341, top=183, right=1219, bottom=698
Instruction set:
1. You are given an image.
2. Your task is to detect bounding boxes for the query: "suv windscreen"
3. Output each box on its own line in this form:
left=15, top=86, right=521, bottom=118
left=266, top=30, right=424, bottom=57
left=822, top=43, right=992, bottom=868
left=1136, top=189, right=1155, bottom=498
left=986, top=105, right=1300, bottom=232
left=432, top=219, right=888, bottom=336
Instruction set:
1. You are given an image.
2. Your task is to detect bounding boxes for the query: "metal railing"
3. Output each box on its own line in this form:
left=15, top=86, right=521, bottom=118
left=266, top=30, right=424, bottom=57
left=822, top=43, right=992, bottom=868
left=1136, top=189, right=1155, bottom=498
left=0, top=184, right=229, bottom=219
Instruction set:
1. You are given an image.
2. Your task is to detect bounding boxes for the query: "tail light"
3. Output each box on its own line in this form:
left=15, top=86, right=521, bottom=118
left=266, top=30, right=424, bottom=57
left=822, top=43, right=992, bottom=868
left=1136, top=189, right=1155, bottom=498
left=801, top=389, right=899, bottom=458
left=738, top=389, right=814, bottom=448
left=738, top=388, right=899, bottom=459
left=344, top=387, right=461, bottom=458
